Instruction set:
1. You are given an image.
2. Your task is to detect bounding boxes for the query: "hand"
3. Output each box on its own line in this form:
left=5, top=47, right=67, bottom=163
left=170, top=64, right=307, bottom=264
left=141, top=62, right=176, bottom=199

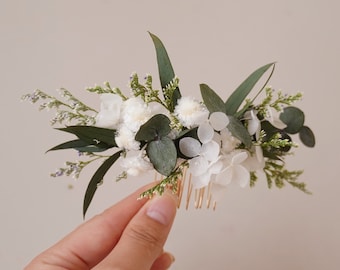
left=25, top=184, right=178, bottom=270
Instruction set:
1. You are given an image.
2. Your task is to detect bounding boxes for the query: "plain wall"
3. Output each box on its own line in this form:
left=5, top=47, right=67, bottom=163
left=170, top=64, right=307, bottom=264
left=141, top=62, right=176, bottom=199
left=1, top=0, right=339, bottom=269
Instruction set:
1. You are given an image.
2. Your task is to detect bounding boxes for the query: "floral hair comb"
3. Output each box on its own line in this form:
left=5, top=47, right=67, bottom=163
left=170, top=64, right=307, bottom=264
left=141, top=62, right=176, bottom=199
left=22, top=32, right=315, bottom=217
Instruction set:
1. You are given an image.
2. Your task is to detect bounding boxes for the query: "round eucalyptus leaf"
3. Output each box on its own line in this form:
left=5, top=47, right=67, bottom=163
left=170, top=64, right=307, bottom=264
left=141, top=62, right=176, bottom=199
left=280, top=106, right=305, bottom=134
left=299, top=125, right=316, bottom=147
left=135, top=114, right=171, bottom=142
left=147, top=137, right=177, bottom=176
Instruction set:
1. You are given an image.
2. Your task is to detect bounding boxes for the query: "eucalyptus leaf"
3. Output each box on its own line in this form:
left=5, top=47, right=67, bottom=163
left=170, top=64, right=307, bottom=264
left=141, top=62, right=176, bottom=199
left=280, top=106, right=305, bottom=134
left=200, top=83, right=225, bottom=113
left=57, top=126, right=117, bottom=147
left=147, top=137, right=177, bottom=176
left=83, top=150, right=122, bottom=218
left=299, top=126, right=316, bottom=147
left=149, top=32, right=181, bottom=110
left=135, top=114, right=171, bottom=142
left=47, top=139, right=92, bottom=152
left=227, top=116, right=252, bottom=148
left=225, top=63, right=275, bottom=115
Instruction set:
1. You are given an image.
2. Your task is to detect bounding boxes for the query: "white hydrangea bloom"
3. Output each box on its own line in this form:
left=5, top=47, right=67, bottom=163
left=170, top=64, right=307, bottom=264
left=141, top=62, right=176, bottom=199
left=220, top=128, right=241, bottom=154
left=266, top=106, right=287, bottom=129
left=121, top=97, right=152, bottom=132
left=215, top=151, right=250, bottom=188
left=179, top=136, right=223, bottom=189
left=120, top=151, right=153, bottom=176
left=174, top=96, right=209, bottom=128
left=95, top=94, right=123, bottom=129
left=115, top=125, right=140, bottom=151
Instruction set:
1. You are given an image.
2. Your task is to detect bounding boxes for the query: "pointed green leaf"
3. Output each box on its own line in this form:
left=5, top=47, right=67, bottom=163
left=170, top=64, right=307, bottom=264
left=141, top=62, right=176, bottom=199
left=147, top=137, right=177, bottom=176
left=149, top=32, right=181, bottom=110
left=225, top=63, right=275, bottom=115
left=57, top=126, right=117, bottom=147
left=299, top=125, right=316, bottom=147
left=280, top=106, right=305, bottom=134
left=47, top=139, right=109, bottom=153
left=200, top=83, right=225, bottom=113
left=83, top=150, right=122, bottom=218
left=47, top=139, right=91, bottom=152
left=227, top=116, right=252, bottom=148
left=135, top=114, right=171, bottom=142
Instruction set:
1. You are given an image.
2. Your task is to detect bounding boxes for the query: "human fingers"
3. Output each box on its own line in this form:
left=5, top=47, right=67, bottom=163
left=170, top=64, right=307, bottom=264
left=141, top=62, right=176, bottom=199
left=150, top=252, right=175, bottom=270
left=25, top=184, right=153, bottom=270
left=94, top=190, right=177, bottom=270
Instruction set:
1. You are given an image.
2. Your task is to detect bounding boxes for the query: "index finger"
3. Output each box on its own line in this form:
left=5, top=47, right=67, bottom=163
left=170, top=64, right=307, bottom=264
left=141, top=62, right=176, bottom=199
left=25, top=184, right=153, bottom=269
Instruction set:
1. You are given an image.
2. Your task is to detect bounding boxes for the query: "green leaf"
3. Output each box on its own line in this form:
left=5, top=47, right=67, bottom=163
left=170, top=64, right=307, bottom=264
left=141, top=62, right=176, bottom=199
left=57, top=126, right=117, bottom=147
left=47, top=139, right=91, bottom=152
left=299, top=125, right=316, bottom=147
left=200, top=83, right=225, bottom=113
left=149, top=32, right=181, bottom=110
left=147, top=137, right=177, bottom=176
left=135, top=114, right=171, bottom=142
left=83, top=150, right=122, bottom=218
left=280, top=106, right=305, bottom=134
left=225, top=63, right=275, bottom=115
left=227, top=116, right=252, bottom=148
left=47, top=139, right=108, bottom=153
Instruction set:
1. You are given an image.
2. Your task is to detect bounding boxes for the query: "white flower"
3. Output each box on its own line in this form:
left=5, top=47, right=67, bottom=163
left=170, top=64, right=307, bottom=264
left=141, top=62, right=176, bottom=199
left=95, top=94, right=123, bottom=128
left=215, top=151, right=250, bottom=188
left=174, top=96, right=209, bottom=128
left=115, top=125, right=140, bottom=151
left=179, top=137, right=223, bottom=189
left=121, top=97, right=152, bottom=132
left=220, top=128, right=241, bottom=154
left=266, top=106, right=286, bottom=129
left=197, top=112, right=229, bottom=144
left=120, top=151, right=153, bottom=176
left=244, top=110, right=260, bottom=136
left=243, top=146, right=265, bottom=171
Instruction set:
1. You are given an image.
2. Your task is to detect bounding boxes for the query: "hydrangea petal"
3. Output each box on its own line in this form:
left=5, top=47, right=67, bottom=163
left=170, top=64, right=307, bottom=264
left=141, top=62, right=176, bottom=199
left=215, top=166, right=233, bottom=186
left=234, top=165, right=250, bottom=188
left=179, top=137, right=201, bottom=158
left=192, top=171, right=212, bottom=189
left=189, top=156, right=209, bottom=176
left=231, top=151, right=248, bottom=164
left=201, top=141, right=220, bottom=162
left=246, top=110, right=260, bottom=135
left=209, top=112, right=229, bottom=131
left=197, top=122, right=214, bottom=143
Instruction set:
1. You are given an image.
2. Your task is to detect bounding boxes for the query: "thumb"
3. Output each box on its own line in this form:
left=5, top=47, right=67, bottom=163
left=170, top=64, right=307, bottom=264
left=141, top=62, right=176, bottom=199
left=95, top=190, right=177, bottom=270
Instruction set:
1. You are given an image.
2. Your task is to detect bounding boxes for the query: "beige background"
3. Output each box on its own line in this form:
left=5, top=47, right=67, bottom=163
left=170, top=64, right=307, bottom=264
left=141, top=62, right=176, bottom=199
left=1, top=0, right=339, bottom=269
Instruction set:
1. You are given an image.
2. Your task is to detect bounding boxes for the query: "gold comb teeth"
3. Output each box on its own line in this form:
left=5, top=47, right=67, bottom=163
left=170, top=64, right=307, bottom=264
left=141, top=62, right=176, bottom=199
left=154, top=170, right=218, bottom=210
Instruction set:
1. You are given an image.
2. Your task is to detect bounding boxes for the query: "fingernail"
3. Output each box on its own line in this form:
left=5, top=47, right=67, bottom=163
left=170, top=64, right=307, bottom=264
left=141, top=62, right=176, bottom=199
left=167, top=252, right=175, bottom=263
left=146, top=191, right=177, bottom=225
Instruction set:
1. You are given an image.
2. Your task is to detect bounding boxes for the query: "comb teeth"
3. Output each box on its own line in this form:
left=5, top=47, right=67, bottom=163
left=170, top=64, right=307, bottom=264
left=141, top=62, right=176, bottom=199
left=155, top=170, right=217, bottom=210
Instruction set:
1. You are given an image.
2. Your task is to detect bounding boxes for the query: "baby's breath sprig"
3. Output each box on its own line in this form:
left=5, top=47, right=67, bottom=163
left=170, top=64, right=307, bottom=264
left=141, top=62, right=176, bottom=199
left=139, top=161, right=189, bottom=199
left=261, top=133, right=298, bottom=150
left=270, top=90, right=302, bottom=111
left=51, top=153, right=110, bottom=179
left=129, top=73, right=162, bottom=104
left=22, top=88, right=97, bottom=126
left=87, top=81, right=128, bottom=100
left=256, top=87, right=303, bottom=117
left=263, top=160, right=309, bottom=193
left=163, top=77, right=180, bottom=112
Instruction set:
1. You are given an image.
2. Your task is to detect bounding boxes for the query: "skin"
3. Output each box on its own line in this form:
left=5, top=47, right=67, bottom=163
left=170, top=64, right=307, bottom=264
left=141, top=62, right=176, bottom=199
left=25, top=184, right=178, bottom=270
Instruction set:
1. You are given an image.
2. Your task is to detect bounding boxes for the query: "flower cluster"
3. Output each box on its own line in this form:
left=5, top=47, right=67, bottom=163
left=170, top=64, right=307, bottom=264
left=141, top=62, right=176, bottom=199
left=22, top=33, right=315, bottom=217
